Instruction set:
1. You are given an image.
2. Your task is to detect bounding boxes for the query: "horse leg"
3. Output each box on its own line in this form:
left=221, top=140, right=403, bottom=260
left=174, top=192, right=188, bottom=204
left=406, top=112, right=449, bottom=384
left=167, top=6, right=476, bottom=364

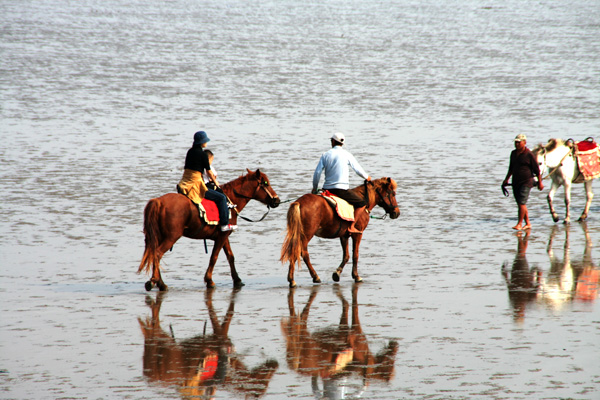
left=301, top=243, right=321, bottom=285
left=351, top=233, right=363, bottom=283
left=287, top=262, right=297, bottom=288
left=222, top=238, right=245, bottom=288
left=563, top=181, right=572, bottom=224
left=146, top=239, right=176, bottom=292
left=547, top=181, right=560, bottom=222
left=204, top=235, right=227, bottom=289
left=332, top=236, right=350, bottom=282
left=578, top=180, right=594, bottom=221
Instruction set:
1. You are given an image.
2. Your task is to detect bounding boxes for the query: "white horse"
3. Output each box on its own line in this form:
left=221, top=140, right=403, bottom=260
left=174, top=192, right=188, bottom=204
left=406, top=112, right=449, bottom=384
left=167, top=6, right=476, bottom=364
left=533, top=138, right=597, bottom=223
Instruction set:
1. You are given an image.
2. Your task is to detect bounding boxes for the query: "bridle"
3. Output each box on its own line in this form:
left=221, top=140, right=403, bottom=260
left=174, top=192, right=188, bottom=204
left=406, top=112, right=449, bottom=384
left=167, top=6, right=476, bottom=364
left=364, top=180, right=397, bottom=219
left=231, top=178, right=277, bottom=222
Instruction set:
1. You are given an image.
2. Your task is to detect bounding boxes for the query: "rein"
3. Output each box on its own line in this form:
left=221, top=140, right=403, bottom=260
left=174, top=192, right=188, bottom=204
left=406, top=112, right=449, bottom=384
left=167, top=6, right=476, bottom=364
left=363, top=180, right=393, bottom=220
left=231, top=180, right=275, bottom=223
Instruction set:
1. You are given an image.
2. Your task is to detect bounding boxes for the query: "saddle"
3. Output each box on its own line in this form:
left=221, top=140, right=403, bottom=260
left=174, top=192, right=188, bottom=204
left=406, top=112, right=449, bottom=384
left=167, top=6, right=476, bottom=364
left=320, top=191, right=355, bottom=221
left=197, top=198, right=220, bottom=225
left=573, top=138, right=600, bottom=183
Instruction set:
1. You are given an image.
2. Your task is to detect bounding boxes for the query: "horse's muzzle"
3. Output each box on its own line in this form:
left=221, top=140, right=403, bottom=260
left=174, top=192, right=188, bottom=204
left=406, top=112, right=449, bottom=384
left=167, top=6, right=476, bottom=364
left=270, top=197, right=281, bottom=208
left=389, top=208, right=400, bottom=219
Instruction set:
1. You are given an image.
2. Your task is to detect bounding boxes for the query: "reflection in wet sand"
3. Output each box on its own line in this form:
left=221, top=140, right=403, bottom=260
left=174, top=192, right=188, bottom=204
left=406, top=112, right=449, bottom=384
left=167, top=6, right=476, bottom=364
left=502, top=230, right=541, bottom=322
left=502, top=223, right=599, bottom=322
left=281, top=285, right=397, bottom=399
left=540, top=222, right=599, bottom=309
left=138, top=290, right=278, bottom=399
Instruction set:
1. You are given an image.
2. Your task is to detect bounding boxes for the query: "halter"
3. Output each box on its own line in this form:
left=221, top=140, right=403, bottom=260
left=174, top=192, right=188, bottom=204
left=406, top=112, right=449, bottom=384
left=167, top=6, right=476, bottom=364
left=231, top=177, right=276, bottom=222
left=364, top=180, right=396, bottom=219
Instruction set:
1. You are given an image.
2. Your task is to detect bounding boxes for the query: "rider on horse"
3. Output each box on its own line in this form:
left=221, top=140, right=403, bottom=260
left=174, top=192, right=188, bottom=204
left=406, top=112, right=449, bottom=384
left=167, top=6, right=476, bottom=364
left=177, top=131, right=236, bottom=232
left=312, top=132, right=371, bottom=233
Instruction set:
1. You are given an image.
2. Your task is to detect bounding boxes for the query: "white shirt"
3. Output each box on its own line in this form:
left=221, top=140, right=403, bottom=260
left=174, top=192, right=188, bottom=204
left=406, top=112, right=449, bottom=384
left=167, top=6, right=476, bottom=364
left=313, top=145, right=369, bottom=191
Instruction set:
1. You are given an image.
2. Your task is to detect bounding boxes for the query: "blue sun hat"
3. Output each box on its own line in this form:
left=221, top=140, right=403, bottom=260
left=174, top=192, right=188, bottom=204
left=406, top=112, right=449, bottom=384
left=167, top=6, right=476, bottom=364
left=193, top=131, right=210, bottom=145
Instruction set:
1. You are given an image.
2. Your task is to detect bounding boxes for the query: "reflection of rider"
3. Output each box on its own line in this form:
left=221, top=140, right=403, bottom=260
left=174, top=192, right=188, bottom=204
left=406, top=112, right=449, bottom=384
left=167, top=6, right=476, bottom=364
left=501, top=230, right=541, bottom=323
left=282, top=285, right=398, bottom=400
left=312, top=132, right=372, bottom=233
left=178, top=131, right=236, bottom=232
left=138, top=289, right=278, bottom=398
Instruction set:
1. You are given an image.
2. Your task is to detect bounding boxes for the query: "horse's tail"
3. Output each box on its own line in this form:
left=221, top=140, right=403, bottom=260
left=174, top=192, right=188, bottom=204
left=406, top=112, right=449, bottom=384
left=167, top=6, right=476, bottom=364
left=138, top=198, right=163, bottom=275
left=280, top=201, right=305, bottom=269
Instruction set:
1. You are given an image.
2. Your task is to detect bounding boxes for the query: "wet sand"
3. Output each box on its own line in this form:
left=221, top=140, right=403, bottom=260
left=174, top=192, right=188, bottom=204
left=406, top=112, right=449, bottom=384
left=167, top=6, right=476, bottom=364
left=1, top=0, right=599, bottom=398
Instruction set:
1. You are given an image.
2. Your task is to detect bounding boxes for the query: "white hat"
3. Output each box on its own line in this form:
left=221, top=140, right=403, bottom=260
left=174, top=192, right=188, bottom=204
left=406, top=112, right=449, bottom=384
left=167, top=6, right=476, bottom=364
left=331, top=132, right=345, bottom=144
left=514, top=134, right=527, bottom=142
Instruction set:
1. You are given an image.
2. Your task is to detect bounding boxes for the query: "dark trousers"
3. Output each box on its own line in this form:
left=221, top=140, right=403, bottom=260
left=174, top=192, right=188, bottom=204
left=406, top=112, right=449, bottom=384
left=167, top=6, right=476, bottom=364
left=326, top=188, right=367, bottom=208
left=204, top=189, right=229, bottom=225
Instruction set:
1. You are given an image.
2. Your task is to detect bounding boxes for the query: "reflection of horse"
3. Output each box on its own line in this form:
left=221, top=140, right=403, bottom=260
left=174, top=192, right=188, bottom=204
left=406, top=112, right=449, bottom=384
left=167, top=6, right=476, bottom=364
left=281, top=178, right=400, bottom=288
left=138, top=169, right=280, bottom=290
left=138, top=290, right=278, bottom=399
left=502, top=223, right=599, bottom=321
left=539, top=222, right=599, bottom=310
left=533, top=138, right=598, bottom=223
left=501, top=230, right=541, bottom=322
left=281, top=285, right=398, bottom=399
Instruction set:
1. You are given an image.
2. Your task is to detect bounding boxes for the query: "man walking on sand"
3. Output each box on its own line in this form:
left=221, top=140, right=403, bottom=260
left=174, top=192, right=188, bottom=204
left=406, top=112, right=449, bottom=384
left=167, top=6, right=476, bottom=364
left=503, top=134, right=544, bottom=230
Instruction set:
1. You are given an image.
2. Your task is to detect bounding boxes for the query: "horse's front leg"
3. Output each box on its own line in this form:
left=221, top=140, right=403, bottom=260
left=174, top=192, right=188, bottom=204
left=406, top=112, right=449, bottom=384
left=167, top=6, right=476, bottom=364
left=351, top=233, right=363, bottom=283
left=579, top=180, right=594, bottom=221
left=547, top=181, right=560, bottom=222
left=222, top=238, right=244, bottom=288
left=204, top=235, right=227, bottom=289
left=332, top=236, right=350, bottom=282
left=563, top=182, right=572, bottom=224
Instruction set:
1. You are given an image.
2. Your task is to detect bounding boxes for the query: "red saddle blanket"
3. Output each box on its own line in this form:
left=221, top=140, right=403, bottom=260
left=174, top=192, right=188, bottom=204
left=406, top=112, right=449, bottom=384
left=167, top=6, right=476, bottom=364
left=320, top=190, right=355, bottom=221
left=199, top=198, right=220, bottom=224
left=575, top=140, right=600, bottom=181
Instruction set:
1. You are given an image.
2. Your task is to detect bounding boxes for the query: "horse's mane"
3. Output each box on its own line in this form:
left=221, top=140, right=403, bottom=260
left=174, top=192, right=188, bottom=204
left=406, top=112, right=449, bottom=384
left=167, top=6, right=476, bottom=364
left=533, top=138, right=564, bottom=155
left=351, top=178, right=397, bottom=206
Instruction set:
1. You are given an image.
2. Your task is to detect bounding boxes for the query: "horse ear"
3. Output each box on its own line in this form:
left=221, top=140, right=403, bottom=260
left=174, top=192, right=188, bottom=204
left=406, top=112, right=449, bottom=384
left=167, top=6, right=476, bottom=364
left=247, top=168, right=252, bottom=174
left=255, top=168, right=261, bottom=178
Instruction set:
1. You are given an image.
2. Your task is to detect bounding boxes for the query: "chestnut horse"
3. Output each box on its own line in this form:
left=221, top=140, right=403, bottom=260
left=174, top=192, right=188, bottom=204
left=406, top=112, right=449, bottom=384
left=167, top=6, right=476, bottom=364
left=281, top=178, right=400, bottom=288
left=281, top=285, right=398, bottom=396
left=139, top=290, right=279, bottom=398
left=138, top=169, right=280, bottom=290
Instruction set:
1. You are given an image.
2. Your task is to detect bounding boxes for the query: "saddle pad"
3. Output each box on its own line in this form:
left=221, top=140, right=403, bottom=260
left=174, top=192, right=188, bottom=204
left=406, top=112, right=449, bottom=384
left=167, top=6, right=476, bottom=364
left=575, top=141, right=600, bottom=182
left=199, top=198, right=219, bottom=225
left=320, top=191, right=355, bottom=221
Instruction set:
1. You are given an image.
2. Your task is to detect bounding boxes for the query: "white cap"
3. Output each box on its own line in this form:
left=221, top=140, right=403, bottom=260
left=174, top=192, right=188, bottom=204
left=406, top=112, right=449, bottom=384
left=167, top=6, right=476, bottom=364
left=331, top=132, right=345, bottom=144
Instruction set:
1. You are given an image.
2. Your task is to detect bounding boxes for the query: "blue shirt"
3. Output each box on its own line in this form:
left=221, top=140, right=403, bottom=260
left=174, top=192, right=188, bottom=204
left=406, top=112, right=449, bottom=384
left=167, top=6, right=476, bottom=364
left=313, top=145, right=369, bottom=191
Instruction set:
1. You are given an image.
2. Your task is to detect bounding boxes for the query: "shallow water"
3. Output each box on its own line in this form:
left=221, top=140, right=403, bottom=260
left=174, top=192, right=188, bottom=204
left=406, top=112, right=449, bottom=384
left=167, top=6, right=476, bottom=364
left=1, top=0, right=599, bottom=399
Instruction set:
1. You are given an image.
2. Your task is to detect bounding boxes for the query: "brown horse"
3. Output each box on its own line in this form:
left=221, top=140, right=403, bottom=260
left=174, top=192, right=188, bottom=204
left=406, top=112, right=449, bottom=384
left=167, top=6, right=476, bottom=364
left=139, top=290, right=279, bottom=398
left=138, top=169, right=280, bottom=290
left=281, top=178, right=400, bottom=288
left=281, top=285, right=398, bottom=396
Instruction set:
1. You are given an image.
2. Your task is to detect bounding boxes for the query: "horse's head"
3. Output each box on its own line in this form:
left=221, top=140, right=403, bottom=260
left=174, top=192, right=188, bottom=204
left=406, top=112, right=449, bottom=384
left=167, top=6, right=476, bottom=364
left=370, top=177, right=400, bottom=219
left=245, top=168, right=280, bottom=208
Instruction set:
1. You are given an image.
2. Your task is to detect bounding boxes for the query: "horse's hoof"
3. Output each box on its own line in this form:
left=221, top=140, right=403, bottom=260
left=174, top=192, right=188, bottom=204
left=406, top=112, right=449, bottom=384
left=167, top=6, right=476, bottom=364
left=563, top=220, right=570, bottom=225
left=157, top=282, right=168, bottom=291
left=233, top=280, right=245, bottom=288
left=145, top=281, right=154, bottom=292
left=353, top=276, right=363, bottom=283
left=552, top=214, right=559, bottom=223
left=313, top=277, right=321, bottom=284
left=578, top=215, right=587, bottom=222
left=332, top=272, right=340, bottom=282
left=206, top=281, right=216, bottom=289
left=289, top=281, right=297, bottom=289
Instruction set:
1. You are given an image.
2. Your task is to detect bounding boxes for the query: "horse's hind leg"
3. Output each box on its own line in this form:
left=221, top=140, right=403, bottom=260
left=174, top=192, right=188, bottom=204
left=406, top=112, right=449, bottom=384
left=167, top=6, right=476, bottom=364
left=332, top=236, right=350, bottom=282
left=147, top=241, right=175, bottom=291
left=301, top=244, right=321, bottom=284
left=579, top=181, right=594, bottom=221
